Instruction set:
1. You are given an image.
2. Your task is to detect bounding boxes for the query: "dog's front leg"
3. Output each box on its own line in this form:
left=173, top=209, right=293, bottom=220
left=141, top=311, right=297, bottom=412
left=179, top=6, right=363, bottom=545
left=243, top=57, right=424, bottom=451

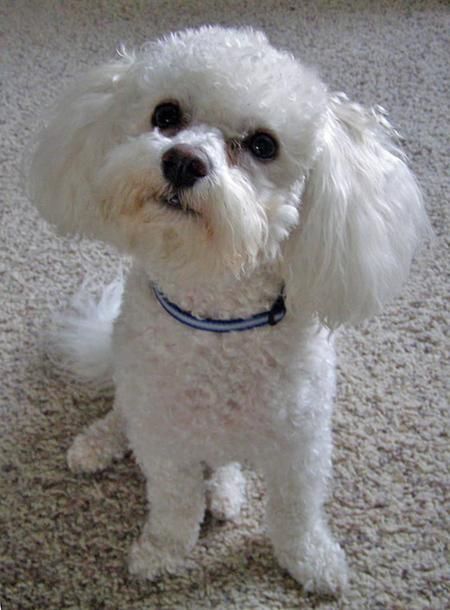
left=264, top=427, right=348, bottom=596
left=128, top=456, right=205, bottom=580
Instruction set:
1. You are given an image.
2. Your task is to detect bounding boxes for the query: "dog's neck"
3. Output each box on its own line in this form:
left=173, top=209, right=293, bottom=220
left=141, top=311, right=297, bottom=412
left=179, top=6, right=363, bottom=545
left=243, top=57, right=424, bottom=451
left=141, top=260, right=284, bottom=321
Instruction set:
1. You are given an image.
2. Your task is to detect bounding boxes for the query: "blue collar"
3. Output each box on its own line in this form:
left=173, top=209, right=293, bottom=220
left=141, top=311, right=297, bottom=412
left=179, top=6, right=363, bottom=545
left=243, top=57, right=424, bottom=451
left=152, top=284, right=286, bottom=333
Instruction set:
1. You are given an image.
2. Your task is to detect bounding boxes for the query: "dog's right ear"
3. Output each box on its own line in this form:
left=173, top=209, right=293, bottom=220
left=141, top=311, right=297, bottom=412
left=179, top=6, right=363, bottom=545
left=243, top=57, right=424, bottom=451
left=27, top=50, right=136, bottom=239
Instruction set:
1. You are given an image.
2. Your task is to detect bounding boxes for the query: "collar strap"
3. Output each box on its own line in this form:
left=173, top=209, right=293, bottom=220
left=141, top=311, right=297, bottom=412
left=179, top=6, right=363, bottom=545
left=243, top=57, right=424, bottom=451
left=152, top=284, right=286, bottom=333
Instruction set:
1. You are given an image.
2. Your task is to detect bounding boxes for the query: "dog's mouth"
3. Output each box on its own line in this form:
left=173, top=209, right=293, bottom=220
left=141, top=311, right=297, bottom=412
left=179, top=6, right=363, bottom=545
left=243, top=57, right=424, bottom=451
left=160, top=191, right=199, bottom=216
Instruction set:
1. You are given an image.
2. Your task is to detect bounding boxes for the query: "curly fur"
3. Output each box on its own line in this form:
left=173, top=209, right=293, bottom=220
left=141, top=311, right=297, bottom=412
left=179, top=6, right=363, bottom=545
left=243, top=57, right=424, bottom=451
left=28, top=26, right=429, bottom=595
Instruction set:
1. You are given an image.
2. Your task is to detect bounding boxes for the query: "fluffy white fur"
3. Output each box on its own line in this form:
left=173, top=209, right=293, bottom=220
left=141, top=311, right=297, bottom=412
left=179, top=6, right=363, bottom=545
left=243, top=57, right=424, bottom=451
left=28, top=26, right=429, bottom=595
left=46, top=277, right=123, bottom=393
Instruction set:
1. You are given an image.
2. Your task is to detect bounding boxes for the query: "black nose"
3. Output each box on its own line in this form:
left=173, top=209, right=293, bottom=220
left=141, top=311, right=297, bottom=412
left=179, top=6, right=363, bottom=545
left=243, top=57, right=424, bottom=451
left=162, top=144, right=210, bottom=188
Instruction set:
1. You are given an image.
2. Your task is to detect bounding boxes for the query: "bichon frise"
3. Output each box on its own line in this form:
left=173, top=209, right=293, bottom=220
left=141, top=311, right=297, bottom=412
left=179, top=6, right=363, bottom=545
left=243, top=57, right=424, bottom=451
left=28, top=26, right=429, bottom=595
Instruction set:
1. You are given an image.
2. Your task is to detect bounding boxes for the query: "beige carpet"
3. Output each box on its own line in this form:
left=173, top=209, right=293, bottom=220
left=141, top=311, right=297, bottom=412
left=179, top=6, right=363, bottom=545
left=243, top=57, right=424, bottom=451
left=1, top=1, right=449, bottom=608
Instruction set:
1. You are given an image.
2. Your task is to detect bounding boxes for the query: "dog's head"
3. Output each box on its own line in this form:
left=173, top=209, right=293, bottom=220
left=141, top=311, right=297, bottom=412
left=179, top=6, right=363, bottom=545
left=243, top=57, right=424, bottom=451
left=29, top=26, right=429, bottom=327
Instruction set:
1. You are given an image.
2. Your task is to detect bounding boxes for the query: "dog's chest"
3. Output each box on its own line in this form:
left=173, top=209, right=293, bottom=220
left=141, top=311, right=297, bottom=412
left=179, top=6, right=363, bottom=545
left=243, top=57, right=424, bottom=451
left=113, top=270, right=332, bottom=448
left=121, top=316, right=282, bottom=422
left=114, top=291, right=291, bottom=438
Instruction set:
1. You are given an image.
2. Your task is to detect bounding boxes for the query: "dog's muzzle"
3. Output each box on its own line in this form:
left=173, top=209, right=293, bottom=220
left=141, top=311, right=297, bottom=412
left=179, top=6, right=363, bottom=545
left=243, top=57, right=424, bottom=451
left=162, top=144, right=210, bottom=188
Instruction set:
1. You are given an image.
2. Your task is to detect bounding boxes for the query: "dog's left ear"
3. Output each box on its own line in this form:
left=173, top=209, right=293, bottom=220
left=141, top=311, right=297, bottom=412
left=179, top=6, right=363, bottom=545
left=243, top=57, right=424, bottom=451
left=283, top=95, right=431, bottom=328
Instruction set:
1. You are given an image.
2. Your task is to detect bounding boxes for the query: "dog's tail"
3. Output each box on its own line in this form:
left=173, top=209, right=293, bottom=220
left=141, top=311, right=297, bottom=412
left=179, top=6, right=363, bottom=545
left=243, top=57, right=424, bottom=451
left=45, top=277, right=124, bottom=394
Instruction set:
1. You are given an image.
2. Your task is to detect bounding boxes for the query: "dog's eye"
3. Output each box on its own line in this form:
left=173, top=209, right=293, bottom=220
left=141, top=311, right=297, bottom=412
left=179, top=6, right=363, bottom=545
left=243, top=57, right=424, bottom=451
left=246, top=132, right=278, bottom=161
left=152, top=102, right=182, bottom=130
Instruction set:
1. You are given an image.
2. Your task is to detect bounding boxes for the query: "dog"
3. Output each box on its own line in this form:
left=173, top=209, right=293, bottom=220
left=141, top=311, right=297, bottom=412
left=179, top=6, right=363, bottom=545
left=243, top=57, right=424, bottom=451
left=28, top=26, right=429, bottom=595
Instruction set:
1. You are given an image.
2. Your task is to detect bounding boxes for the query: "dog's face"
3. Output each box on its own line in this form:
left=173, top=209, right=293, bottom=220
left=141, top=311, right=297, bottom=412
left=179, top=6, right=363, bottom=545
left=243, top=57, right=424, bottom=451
left=97, top=36, right=325, bottom=278
left=30, top=28, right=326, bottom=279
left=29, top=26, right=427, bottom=326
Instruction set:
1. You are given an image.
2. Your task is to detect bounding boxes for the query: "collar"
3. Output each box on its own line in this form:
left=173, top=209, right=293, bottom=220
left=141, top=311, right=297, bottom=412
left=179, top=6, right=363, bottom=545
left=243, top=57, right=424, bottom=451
left=152, top=284, right=286, bottom=333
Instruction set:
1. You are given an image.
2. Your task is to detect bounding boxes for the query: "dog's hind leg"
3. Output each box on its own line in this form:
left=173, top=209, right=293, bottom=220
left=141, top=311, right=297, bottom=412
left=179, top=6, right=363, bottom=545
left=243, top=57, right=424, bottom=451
left=67, top=406, right=128, bottom=473
left=205, top=462, right=246, bottom=521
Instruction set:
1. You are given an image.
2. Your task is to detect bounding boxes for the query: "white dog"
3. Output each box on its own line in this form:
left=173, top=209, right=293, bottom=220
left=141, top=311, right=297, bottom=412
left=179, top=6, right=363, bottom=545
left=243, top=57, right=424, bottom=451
left=28, top=26, right=429, bottom=595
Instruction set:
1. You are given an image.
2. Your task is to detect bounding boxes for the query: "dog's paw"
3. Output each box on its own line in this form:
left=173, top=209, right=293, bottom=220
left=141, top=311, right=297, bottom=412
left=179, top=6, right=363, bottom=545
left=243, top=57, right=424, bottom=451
left=67, top=411, right=127, bottom=474
left=67, top=430, right=114, bottom=473
left=205, top=463, right=246, bottom=521
left=128, top=535, right=185, bottom=581
left=276, top=530, right=348, bottom=596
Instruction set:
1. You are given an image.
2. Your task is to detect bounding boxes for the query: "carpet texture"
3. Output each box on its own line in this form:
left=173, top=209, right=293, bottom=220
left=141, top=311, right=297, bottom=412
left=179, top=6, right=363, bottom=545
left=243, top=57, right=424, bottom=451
left=1, top=1, right=449, bottom=608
